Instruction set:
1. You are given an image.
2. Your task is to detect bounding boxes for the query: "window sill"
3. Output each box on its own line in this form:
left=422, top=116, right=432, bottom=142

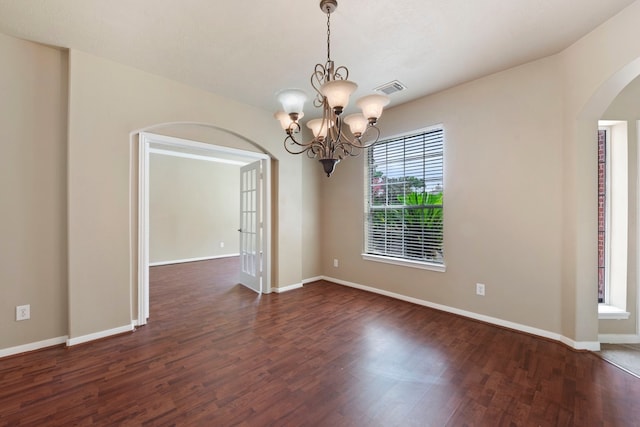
left=598, top=304, right=631, bottom=320
left=362, top=253, right=446, bottom=272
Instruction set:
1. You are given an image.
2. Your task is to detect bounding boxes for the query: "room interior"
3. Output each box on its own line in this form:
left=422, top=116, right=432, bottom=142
left=2, top=0, right=640, bottom=390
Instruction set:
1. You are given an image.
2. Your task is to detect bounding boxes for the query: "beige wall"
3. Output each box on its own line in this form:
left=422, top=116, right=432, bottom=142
left=301, top=158, right=324, bottom=280
left=322, top=55, right=565, bottom=334
left=0, top=33, right=68, bottom=348
left=149, top=153, right=241, bottom=264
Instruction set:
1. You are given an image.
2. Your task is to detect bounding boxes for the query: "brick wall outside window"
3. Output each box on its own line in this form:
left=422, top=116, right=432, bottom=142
left=598, top=129, right=606, bottom=303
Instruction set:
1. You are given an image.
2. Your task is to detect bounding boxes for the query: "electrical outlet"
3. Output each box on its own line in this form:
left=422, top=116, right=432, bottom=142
left=16, top=304, right=30, bottom=321
left=220, top=241, right=225, bottom=248
left=476, top=283, right=485, bottom=296
left=333, top=258, right=339, bottom=268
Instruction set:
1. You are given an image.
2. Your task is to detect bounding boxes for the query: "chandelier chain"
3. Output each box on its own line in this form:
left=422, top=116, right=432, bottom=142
left=326, top=7, right=331, bottom=62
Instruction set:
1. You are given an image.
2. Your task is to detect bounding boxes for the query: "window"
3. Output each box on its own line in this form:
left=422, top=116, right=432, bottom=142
left=597, top=121, right=630, bottom=319
left=364, top=126, right=444, bottom=271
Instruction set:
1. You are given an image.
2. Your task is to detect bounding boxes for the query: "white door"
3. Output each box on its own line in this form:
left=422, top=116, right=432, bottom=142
left=239, top=161, right=262, bottom=293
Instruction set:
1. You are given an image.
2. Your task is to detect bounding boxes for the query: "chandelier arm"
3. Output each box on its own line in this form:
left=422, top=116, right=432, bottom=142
left=283, top=122, right=315, bottom=149
left=334, top=141, right=354, bottom=158
left=283, top=143, right=310, bottom=156
left=356, top=125, right=382, bottom=148
left=308, top=141, right=326, bottom=159
left=342, top=142, right=361, bottom=157
left=286, top=120, right=301, bottom=135
left=331, top=141, right=340, bottom=160
left=283, top=122, right=325, bottom=153
left=311, top=64, right=327, bottom=107
left=338, top=134, right=359, bottom=155
left=322, top=102, right=341, bottom=161
left=334, top=114, right=345, bottom=144
left=320, top=137, right=332, bottom=159
left=284, top=136, right=321, bottom=149
left=284, top=136, right=315, bottom=155
left=333, top=65, right=349, bottom=81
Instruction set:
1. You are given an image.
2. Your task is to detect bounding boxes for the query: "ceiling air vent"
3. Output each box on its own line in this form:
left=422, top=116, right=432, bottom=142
left=374, top=80, right=406, bottom=95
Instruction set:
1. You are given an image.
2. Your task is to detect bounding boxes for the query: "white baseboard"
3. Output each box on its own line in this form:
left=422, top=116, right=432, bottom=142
left=273, top=282, right=303, bottom=293
left=322, top=275, right=601, bottom=352
left=66, top=323, right=135, bottom=347
left=0, top=336, right=68, bottom=359
left=561, top=338, right=601, bottom=351
left=273, top=276, right=323, bottom=293
left=599, top=334, right=640, bottom=344
left=150, top=253, right=240, bottom=267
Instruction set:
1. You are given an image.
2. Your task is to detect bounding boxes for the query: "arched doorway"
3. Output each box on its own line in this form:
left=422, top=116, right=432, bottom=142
left=133, top=125, right=274, bottom=326
left=573, top=56, right=640, bottom=346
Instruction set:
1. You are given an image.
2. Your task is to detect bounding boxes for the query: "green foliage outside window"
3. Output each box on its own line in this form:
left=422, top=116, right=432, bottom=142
left=369, top=181, right=443, bottom=262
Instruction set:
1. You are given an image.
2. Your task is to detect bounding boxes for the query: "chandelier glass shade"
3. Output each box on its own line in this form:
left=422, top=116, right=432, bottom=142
left=274, top=0, right=390, bottom=177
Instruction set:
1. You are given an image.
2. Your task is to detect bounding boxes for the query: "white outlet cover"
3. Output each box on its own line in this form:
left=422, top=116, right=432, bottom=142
left=16, top=304, right=30, bottom=321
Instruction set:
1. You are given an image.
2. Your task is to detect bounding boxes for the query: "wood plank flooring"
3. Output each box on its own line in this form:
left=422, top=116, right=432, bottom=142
left=1, top=257, right=639, bottom=426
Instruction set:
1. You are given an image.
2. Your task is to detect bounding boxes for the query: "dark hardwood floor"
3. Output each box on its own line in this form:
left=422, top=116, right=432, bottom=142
left=1, top=257, right=639, bottom=426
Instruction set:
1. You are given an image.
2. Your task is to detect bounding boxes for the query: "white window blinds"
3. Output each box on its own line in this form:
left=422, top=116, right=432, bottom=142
left=366, top=127, right=444, bottom=265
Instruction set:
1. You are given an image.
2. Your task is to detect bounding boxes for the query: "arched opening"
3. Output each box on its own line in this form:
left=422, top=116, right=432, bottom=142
left=131, top=122, right=276, bottom=326
left=574, top=56, right=640, bottom=346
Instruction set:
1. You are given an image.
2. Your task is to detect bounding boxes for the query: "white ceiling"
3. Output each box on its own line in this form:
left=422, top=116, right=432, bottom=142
left=0, top=0, right=635, bottom=117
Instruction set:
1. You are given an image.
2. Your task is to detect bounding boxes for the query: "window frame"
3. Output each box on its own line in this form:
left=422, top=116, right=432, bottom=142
left=362, top=125, right=445, bottom=272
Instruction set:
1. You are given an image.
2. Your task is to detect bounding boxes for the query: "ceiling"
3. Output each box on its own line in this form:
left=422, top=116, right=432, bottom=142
left=0, top=0, right=635, bottom=118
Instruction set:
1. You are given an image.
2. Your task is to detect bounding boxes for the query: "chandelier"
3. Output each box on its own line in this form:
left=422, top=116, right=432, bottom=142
left=274, top=0, right=390, bottom=177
